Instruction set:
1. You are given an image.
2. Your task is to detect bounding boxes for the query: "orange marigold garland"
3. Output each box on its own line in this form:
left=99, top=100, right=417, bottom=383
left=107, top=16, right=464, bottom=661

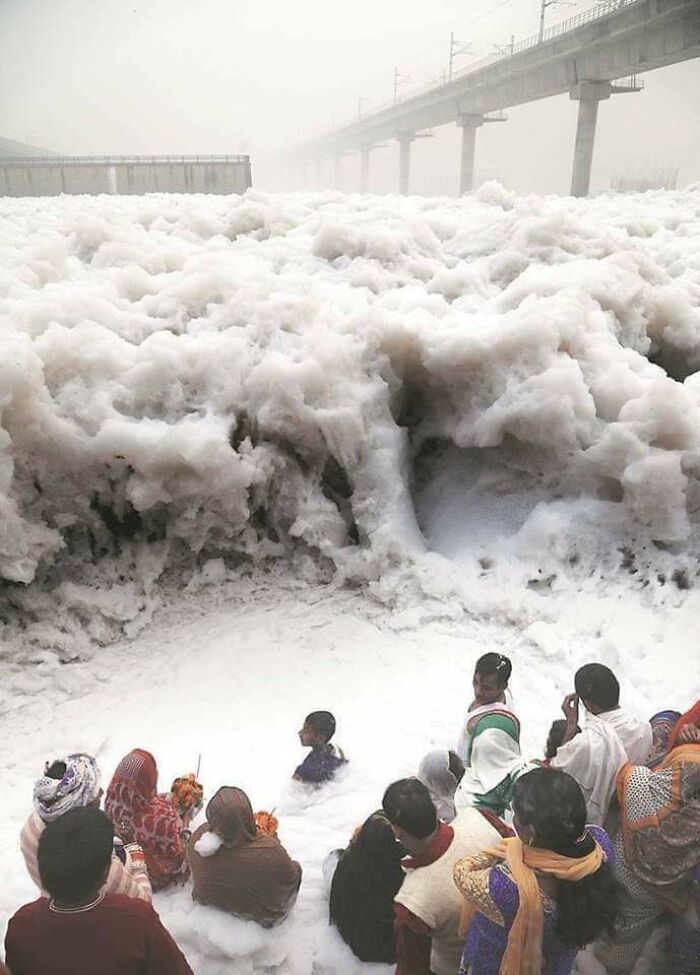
left=255, top=810, right=278, bottom=836
left=170, top=773, right=204, bottom=818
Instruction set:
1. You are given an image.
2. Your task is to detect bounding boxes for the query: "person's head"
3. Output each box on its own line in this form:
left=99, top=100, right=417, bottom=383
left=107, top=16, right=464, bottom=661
left=417, top=750, right=464, bottom=822
left=448, top=750, right=465, bottom=783
left=299, top=711, right=336, bottom=747
left=33, top=753, right=102, bottom=823
left=513, top=767, right=587, bottom=852
left=106, top=748, right=158, bottom=813
left=38, top=806, right=114, bottom=904
left=473, top=652, right=512, bottom=706
left=206, top=786, right=256, bottom=845
left=351, top=810, right=405, bottom=865
left=512, top=768, right=621, bottom=948
left=329, top=810, right=405, bottom=956
left=545, top=719, right=580, bottom=761
left=417, top=750, right=464, bottom=796
left=382, top=778, right=437, bottom=850
left=574, top=664, right=620, bottom=715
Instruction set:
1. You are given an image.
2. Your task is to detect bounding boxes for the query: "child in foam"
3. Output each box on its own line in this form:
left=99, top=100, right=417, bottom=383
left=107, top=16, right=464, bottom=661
left=293, top=710, right=347, bottom=784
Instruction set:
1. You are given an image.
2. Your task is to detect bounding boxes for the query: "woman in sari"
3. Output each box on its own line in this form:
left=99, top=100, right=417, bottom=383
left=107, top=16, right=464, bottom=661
left=104, top=748, right=189, bottom=892
left=328, top=810, right=404, bottom=963
left=453, top=767, right=620, bottom=975
left=595, top=703, right=700, bottom=974
left=188, top=787, right=302, bottom=926
left=418, top=750, right=465, bottom=822
left=646, top=709, right=682, bottom=768
left=21, top=752, right=152, bottom=902
left=455, top=653, right=524, bottom=817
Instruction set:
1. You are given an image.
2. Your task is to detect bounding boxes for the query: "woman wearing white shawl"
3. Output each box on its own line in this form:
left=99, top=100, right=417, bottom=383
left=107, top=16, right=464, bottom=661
left=454, top=653, right=527, bottom=817
left=417, top=750, right=464, bottom=822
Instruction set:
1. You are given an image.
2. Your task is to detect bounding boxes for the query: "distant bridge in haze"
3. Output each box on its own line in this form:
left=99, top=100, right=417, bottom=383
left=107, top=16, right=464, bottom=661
left=0, top=154, right=252, bottom=197
left=295, top=0, right=700, bottom=197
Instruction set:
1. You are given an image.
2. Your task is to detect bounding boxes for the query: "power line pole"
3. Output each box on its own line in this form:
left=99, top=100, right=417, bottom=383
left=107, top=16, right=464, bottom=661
left=393, top=67, right=410, bottom=105
left=493, top=34, right=516, bottom=57
left=539, top=0, right=574, bottom=43
left=448, top=32, right=473, bottom=83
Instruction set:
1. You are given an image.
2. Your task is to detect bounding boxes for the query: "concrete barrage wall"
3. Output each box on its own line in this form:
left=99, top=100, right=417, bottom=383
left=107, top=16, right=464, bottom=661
left=0, top=155, right=252, bottom=197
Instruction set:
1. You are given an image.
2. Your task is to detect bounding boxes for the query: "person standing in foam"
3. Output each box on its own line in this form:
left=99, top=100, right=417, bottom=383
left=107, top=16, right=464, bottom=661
left=384, top=777, right=500, bottom=975
left=552, top=663, right=653, bottom=825
left=454, top=653, right=525, bottom=818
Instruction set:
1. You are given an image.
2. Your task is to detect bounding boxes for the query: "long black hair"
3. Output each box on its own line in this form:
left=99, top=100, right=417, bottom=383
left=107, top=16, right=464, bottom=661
left=513, top=768, right=621, bottom=949
left=329, top=811, right=405, bottom=963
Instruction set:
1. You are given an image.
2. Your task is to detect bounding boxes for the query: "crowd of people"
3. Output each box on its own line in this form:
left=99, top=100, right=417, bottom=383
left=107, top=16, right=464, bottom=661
left=1, top=657, right=698, bottom=975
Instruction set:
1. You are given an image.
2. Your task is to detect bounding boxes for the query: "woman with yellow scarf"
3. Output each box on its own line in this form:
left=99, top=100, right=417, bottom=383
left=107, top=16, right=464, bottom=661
left=453, top=768, right=620, bottom=975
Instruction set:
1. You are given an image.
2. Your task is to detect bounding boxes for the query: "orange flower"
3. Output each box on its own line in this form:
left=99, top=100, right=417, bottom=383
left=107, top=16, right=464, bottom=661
left=171, top=773, right=204, bottom=815
left=254, top=810, right=279, bottom=836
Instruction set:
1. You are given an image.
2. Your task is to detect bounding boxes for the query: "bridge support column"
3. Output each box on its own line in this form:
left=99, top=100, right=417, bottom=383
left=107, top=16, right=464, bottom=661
left=456, top=113, right=506, bottom=195
left=457, top=115, right=483, bottom=195
left=314, top=157, right=322, bottom=187
left=334, top=155, right=342, bottom=189
left=397, top=134, right=414, bottom=195
left=360, top=146, right=371, bottom=193
left=570, top=81, right=611, bottom=197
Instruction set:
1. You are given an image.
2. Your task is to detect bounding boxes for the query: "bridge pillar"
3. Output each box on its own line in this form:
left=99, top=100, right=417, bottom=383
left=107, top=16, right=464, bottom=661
left=457, top=115, right=484, bottom=195
left=570, top=81, right=612, bottom=197
left=360, top=146, right=371, bottom=193
left=314, top=157, right=322, bottom=187
left=397, top=134, right=414, bottom=195
left=334, top=155, right=342, bottom=189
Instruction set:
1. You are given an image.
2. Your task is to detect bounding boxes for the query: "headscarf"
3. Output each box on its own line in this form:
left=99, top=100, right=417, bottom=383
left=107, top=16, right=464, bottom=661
left=457, top=834, right=604, bottom=975
left=668, top=699, right=700, bottom=752
left=418, top=751, right=460, bottom=822
left=616, top=743, right=700, bottom=911
left=104, top=749, right=186, bottom=889
left=33, top=754, right=101, bottom=822
left=188, top=785, right=302, bottom=925
left=647, top=709, right=682, bottom=768
left=329, top=811, right=404, bottom=964
left=206, top=787, right=257, bottom=846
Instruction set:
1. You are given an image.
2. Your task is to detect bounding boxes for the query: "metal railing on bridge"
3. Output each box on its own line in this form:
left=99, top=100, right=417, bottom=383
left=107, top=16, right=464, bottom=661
left=0, top=154, right=250, bottom=167
left=331, top=0, right=643, bottom=133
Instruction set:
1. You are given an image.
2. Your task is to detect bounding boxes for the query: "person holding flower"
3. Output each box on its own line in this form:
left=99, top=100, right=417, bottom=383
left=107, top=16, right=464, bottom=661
left=188, top=786, right=302, bottom=926
left=105, top=749, right=190, bottom=892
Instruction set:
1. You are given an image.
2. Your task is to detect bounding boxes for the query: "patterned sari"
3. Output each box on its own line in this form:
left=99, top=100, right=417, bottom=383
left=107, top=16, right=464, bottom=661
left=595, top=743, right=700, bottom=974
left=105, top=749, right=189, bottom=891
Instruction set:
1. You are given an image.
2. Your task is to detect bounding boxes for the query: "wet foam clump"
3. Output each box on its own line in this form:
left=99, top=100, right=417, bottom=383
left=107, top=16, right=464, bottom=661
left=2, top=186, right=700, bottom=648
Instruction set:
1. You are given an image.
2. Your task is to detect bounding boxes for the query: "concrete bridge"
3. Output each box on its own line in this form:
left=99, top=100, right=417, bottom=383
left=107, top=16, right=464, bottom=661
left=0, top=154, right=252, bottom=197
left=296, top=0, right=700, bottom=196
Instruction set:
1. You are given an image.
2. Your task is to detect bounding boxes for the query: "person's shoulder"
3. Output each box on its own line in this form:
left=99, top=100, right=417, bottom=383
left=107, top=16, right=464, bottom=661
left=551, top=728, right=590, bottom=764
left=8, top=897, right=48, bottom=924
left=21, top=810, right=44, bottom=838
left=101, top=893, right=156, bottom=918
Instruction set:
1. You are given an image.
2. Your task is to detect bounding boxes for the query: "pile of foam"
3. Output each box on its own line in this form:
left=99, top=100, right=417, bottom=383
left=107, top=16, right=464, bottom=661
left=2, top=184, right=700, bottom=649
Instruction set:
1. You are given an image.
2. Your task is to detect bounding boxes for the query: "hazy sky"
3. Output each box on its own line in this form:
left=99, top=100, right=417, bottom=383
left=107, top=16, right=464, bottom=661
left=1, top=0, right=698, bottom=195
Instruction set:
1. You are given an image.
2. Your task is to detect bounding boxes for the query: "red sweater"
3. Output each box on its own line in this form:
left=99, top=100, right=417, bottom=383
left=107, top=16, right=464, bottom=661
left=5, top=894, right=193, bottom=975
